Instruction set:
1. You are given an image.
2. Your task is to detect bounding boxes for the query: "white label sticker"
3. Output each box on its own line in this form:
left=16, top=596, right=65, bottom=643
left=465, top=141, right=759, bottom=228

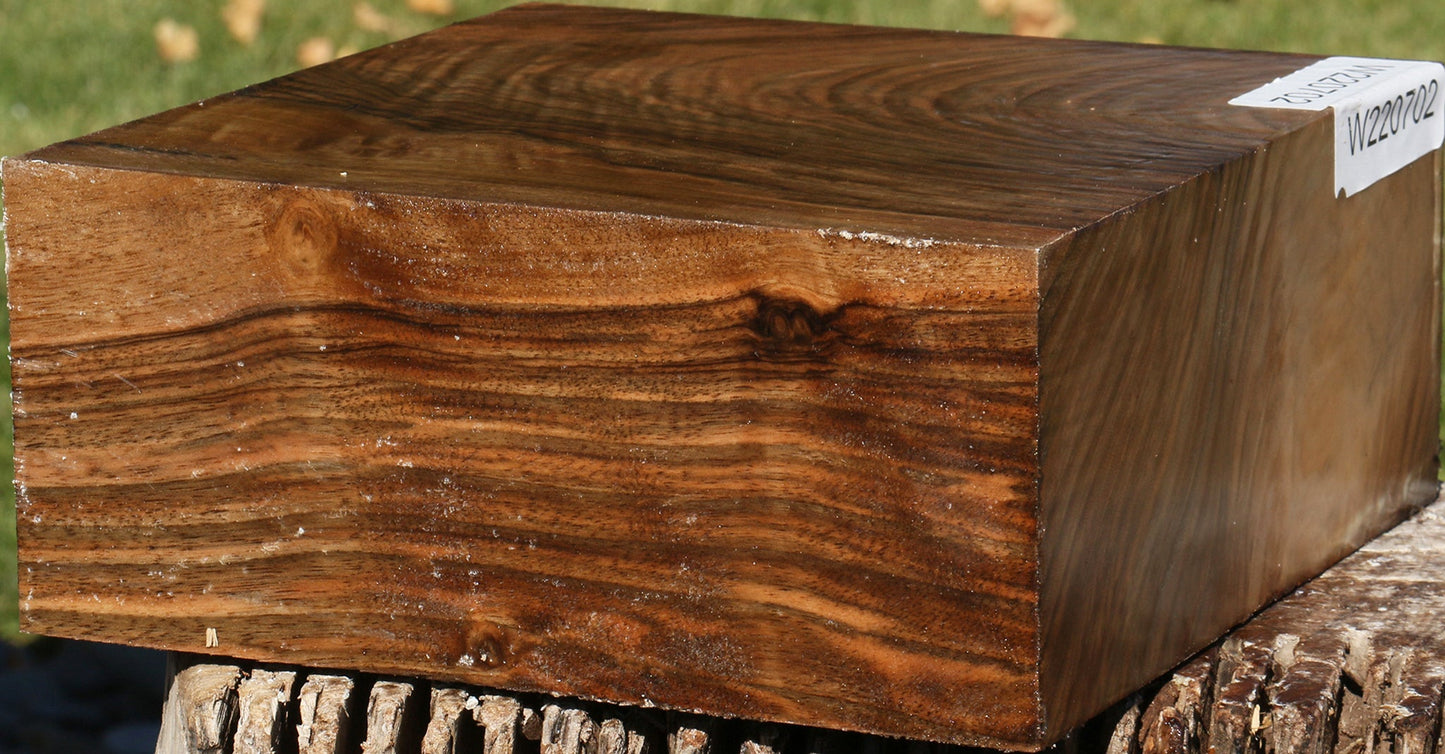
left=1229, top=56, right=1444, bottom=197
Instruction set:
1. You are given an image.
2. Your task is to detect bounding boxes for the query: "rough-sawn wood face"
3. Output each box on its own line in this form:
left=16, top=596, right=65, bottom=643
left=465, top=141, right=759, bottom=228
left=3, top=4, right=1439, bottom=749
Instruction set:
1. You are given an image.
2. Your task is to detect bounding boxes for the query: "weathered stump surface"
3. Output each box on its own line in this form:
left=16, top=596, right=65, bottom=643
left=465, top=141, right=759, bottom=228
left=155, top=655, right=729, bottom=754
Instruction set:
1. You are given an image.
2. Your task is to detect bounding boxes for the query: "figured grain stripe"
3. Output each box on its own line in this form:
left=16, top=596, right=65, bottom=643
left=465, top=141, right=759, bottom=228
left=30, top=6, right=1318, bottom=246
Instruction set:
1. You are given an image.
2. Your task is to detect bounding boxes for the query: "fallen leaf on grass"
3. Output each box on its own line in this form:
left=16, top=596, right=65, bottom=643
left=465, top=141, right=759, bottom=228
left=355, top=1, right=401, bottom=34
left=407, top=0, right=455, bottom=16
left=978, top=0, right=1076, bottom=38
left=222, top=0, right=266, bottom=46
left=977, top=0, right=1011, bottom=18
left=1013, top=9, right=1075, bottom=38
left=297, top=37, right=337, bottom=68
left=155, top=18, right=200, bottom=63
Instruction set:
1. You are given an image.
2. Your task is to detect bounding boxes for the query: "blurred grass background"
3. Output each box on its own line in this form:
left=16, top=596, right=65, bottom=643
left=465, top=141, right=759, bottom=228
left=1, top=0, right=1443, bottom=645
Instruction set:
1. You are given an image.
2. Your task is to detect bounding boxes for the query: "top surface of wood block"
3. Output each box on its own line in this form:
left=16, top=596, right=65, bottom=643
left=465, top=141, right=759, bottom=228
left=26, top=2, right=1319, bottom=248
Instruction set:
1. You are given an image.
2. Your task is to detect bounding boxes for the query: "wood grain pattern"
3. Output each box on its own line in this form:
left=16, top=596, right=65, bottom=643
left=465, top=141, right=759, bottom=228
left=1037, top=117, right=1442, bottom=736
left=23, top=4, right=1323, bottom=247
left=158, top=488, right=1445, bottom=754
left=3, top=4, right=1439, bottom=750
left=5, top=160, right=1043, bottom=745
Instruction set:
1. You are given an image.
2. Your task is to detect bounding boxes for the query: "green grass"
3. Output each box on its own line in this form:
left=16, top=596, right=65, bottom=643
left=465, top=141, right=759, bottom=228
left=2, top=0, right=1443, bottom=644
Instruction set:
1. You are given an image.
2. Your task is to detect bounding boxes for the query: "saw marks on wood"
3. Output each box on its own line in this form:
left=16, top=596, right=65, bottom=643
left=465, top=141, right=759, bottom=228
left=1111, top=501, right=1445, bottom=754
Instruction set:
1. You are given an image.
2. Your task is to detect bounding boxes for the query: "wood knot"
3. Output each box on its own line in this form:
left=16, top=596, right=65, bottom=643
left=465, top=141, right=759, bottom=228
left=749, top=295, right=834, bottom=347
left=462, top=620, right=509, bottom=669
left=268, top=198, right=339, bottom=277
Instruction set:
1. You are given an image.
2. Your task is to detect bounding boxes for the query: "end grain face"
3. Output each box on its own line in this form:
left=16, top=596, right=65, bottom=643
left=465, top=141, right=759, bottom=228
left=6, top=4, right=1441, bottom=748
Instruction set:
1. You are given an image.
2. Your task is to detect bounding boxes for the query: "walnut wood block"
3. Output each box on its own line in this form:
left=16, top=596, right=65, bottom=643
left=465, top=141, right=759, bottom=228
left=4, top=4, right=1439, bottom=750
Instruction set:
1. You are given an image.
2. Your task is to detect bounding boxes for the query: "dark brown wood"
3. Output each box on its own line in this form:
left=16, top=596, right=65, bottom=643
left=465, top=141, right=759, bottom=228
left=1116, top=498, right=1445, bottom=754
left=4, top=4, right=1439, bottom=749
left=152, top=495, right=1445, bottom=754
left=1035, top=115, right=1440, bottom=733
